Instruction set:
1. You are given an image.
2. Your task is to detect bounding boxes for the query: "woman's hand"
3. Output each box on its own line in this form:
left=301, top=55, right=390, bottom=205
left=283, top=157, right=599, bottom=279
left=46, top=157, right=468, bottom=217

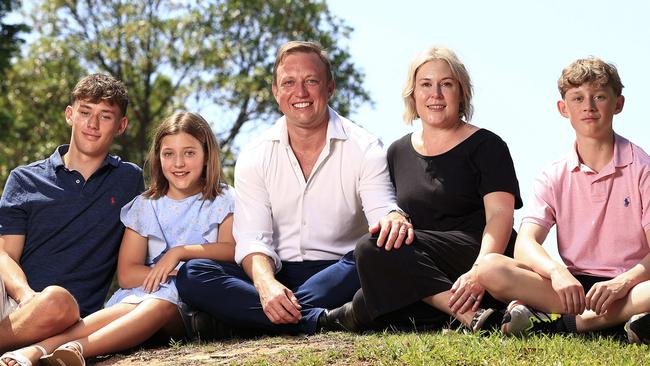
left=549, top=266, right=585, bottom=315
left=142, top=248, right=181, bottom=293
left=449, top=266, right=485, bottom=314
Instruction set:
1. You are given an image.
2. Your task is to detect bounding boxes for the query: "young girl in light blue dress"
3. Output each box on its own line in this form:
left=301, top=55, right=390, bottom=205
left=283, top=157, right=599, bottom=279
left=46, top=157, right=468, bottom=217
left=2, top=112, right=234, bottom=366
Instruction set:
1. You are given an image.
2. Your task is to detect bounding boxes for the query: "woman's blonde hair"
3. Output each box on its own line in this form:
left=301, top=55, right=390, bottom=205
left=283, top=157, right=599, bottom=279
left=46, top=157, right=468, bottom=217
left=144, top=112, right=224, bottom=200
left=402, top=47, right=473, bottom=124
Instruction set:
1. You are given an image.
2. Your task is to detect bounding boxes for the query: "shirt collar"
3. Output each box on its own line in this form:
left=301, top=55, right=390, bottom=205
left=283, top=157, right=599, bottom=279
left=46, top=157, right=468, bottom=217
left=50, top=144, right=120, bottom=170
left=568, top=133, right=632, bottom=172
left=266, top=107, right=349, bottom=146
left=612, top=133, right=633, bottom=168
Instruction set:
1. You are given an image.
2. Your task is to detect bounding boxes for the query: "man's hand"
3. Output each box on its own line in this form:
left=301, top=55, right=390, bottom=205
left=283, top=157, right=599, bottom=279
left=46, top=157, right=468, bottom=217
left=369, top=211, right=414, bottom=250
left=586, top=276, right=631, bottom=315
left=257, top=278, right=302, bottom=324
left=549, top=267, right=585, bottom=315
left=449, top=266, right=485, bottom=314
left=242, top=253, right=301, bottom=324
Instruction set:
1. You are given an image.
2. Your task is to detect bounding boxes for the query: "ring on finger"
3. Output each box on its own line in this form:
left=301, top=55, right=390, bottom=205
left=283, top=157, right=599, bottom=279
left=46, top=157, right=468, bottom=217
left=469, top=295, right=477, bottom=302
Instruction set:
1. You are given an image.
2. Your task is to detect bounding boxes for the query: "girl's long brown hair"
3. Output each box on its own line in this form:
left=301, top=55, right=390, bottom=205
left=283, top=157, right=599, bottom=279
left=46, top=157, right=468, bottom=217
left=143, top=112, right=224, bottom=200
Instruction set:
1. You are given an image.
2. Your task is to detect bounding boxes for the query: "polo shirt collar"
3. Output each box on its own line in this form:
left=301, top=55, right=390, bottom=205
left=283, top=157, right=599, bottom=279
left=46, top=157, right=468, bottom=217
left=51, top=144, right=120, bottom=170
left=268, top=107, right=349, bottom=146
left=612, top=133, right=633, bottom=168
left=568, top=133, right=632, bottom=173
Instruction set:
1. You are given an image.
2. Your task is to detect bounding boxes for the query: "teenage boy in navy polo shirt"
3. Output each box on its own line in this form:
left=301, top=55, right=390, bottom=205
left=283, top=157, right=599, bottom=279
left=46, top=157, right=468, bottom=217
left=0, top=74, right=144, bottom=354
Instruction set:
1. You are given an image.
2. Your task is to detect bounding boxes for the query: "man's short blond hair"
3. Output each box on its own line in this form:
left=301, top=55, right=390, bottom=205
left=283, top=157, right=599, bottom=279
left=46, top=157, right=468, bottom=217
left=272, top=41, right=333, bottom=86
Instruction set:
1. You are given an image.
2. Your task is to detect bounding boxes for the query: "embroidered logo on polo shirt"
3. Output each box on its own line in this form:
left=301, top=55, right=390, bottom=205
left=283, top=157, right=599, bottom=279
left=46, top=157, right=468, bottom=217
left=624, top=197, right=630, bottom=207
left=111, top=196, right=117, bottom=205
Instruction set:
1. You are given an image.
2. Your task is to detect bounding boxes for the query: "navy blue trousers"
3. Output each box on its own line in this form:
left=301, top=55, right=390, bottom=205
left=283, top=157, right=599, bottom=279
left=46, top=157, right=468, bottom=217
left=176, top=250, right=360, bottom=335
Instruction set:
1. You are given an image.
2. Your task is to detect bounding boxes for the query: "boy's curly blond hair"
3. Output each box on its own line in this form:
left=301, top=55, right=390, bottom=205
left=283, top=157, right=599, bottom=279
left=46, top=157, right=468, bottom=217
left=558, top=57, right=623, bottom=98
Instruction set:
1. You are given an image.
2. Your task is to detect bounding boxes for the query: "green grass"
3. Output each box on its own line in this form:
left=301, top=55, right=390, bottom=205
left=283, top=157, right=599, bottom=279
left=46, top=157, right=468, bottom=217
left=97, top=330, right=650, bottom=365
left=349, top=331, right=648, bottom=366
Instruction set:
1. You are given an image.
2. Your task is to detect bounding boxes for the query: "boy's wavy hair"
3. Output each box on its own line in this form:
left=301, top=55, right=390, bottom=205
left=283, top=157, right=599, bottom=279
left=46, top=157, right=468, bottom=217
left=144, top=112, right=224, bottom=200
left=558, top=57, right=624, bottom=98
left=71, top=74, right=129, bottom=117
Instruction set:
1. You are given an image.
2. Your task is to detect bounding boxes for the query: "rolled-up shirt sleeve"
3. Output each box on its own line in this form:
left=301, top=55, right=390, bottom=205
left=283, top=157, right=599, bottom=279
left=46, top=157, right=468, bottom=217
left=233, top=147, right=282, bottom=271
left=358, top=140, right=398, bottom=226
left=522, top=170, right=557, bottom=230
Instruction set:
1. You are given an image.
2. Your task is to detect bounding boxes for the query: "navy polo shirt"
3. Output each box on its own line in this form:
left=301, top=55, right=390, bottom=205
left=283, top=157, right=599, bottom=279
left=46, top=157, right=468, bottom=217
left=0, top=145, right=144, bottom=316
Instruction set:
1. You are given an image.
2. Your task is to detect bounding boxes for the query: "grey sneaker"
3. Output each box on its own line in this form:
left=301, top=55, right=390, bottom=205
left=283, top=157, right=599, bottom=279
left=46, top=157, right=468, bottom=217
left=469, top=308, right=502, bottom=333
left=626, top=312, right=650, bottom=344
left=501, top=301, right=562, bottom=337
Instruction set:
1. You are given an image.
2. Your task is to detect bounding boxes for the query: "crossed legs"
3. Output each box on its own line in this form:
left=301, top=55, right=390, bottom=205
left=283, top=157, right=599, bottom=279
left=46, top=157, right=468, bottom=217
left=0, top=286, right=79, bottom=353
left=2, top=298, right=184, bottom=365
left=477, top=253, right=650, bottom=332
left=177, top=251, right=360, bottom=335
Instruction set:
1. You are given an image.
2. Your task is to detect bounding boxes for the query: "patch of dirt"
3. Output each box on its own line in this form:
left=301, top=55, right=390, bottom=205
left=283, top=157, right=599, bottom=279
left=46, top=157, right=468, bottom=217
left=89, top=334, right=359, bottom=365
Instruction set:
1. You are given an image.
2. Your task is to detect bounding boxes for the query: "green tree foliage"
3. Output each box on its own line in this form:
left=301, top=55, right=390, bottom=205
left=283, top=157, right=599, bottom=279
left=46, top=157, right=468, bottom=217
left=0, top=0, right=29, bottom=184
left=0, top=0, right=370, bottom=192
left=0, top=0, right=28, bottom=76
left=0, top=40, right=85, bottom=184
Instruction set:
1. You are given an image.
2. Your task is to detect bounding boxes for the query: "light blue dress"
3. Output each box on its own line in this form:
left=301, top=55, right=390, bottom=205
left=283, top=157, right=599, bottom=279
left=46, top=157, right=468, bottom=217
left=105, top=186, right=234, bottom=307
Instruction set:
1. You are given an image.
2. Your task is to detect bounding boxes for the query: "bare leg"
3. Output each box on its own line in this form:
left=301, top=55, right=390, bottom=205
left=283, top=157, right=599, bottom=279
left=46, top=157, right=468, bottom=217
left=78, top=298, right=184, bottom=358
left=477, top=253, right=566, bottom=313
left=6, top=299, right=184, bottom=365
left=0, top=286, right=79, bottom=352
left=422, top=290, right=475, bottom=327
left=478, top=254, right=650, bottom=333
left=576, top=280, right=650, bottom=332
left=1, top=303, right=135, bottom=365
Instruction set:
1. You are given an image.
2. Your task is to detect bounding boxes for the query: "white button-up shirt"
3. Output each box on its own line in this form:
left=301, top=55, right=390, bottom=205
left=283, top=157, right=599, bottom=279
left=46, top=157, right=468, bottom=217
left=233, top=108, right=397, bottom=271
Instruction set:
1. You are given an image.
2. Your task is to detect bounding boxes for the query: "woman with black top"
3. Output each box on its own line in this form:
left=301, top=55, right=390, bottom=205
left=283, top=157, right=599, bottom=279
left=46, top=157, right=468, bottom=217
left=320, top=47, right=522, bottom=332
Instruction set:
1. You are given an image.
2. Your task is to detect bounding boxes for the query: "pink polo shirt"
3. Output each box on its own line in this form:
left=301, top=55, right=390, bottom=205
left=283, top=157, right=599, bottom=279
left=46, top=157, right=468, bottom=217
left=522, top=134, right=650, bottom=277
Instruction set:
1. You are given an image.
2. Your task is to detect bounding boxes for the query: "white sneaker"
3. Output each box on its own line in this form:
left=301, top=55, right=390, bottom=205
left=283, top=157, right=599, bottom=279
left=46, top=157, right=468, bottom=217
left=0, top=277, right=7, bottom=320
left=0, top=277, right=18, bottom=321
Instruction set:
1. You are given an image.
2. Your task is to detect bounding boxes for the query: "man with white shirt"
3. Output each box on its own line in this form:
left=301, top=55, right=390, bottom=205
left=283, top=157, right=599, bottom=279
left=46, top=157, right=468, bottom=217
left=176, top=41, right=412, bottom=336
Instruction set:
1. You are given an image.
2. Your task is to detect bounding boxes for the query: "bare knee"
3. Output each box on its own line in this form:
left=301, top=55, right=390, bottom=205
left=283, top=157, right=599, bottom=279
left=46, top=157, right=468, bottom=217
left=146, top=299, right=180, bottom=324
left=161, top=301, right=180, bottom=319
left=476, top=253, right=516, bottom=295
left=37, top=286, right=80, bottom=329
left=150, top=300, right=185, bottom=336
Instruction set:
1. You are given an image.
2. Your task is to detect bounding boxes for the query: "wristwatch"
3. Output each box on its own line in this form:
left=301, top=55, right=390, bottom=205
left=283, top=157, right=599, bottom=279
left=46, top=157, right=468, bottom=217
left=388, top=208, right=411, bottom=222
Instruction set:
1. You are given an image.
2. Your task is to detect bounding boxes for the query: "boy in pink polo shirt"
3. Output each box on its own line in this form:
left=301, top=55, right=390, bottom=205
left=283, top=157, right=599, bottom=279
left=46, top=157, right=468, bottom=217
left=476, top=57, right=650, bottom=342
